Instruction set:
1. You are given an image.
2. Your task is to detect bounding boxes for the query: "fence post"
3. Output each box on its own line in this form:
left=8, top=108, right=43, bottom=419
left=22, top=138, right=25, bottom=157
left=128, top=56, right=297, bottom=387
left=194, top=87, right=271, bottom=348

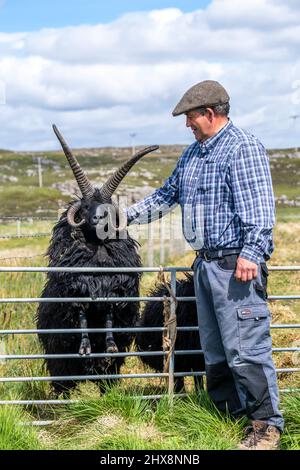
left=168, top=269, right=177, bottom=399
left=159, top=218, right=165, bottom=265
left=147, top=223, right=154, bottom=267
left=37, top=157, right=43, bottom=188
left=169, top=212, right=174, bottom=258
left=16, top=219, right=21, bottom=238
left=0, top=337, right=6, bottom=365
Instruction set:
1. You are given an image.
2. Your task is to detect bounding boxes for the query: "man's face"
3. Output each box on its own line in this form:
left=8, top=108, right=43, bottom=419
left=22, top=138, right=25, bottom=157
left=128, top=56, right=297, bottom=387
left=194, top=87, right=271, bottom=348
left=185, top=109, right=210, bottom=142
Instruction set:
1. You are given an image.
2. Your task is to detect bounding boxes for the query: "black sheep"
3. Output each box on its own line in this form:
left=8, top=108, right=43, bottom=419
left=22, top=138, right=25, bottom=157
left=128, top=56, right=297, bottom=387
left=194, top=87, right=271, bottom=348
left=37, top=125, right=158, bottom=395
left=136, top=274, right=205, bottom=393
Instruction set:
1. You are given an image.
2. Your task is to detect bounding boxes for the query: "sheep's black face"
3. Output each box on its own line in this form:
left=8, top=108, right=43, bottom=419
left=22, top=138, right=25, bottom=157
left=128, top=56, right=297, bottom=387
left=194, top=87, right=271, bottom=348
left=81, top=199, right=109, bottom=228
left=71, top=196, right=125, bottom=242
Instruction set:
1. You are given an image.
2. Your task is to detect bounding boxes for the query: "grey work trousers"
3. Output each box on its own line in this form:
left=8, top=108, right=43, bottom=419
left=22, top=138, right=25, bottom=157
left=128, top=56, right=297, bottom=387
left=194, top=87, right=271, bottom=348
left=193, top=255, right=284, bottom=432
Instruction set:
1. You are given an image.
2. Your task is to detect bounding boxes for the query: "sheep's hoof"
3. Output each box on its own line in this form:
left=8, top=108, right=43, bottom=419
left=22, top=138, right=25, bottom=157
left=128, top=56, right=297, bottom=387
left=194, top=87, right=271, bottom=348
left=79, top=339, right=91, bottom=356
left=106, top=343, right=118, bottom=354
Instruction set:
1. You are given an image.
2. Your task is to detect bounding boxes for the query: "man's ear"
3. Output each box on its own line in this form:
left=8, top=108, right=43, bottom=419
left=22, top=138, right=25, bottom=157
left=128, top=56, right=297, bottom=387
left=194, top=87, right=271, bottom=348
left=205, top=107, right=215, bottom=122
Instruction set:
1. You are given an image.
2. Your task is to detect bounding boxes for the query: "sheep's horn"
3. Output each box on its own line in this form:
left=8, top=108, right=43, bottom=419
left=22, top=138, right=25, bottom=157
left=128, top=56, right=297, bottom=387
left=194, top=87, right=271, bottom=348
left=53, top=124, right=94, bottom=199
left=100, top=145, right=159, bottom=202
left=67, top=201, right=85, bottom=227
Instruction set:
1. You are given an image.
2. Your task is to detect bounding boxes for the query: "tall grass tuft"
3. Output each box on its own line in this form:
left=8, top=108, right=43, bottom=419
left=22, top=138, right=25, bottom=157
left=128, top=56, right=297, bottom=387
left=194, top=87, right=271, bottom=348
left=0, top=405, right=42, bottom=450
left=62, top=383, right=153, bottom=424
left=56, top=387, right=247, bottom=450
left=155, top=392, right=246, bottom=450
left=281, top=394, right=300, bottom=450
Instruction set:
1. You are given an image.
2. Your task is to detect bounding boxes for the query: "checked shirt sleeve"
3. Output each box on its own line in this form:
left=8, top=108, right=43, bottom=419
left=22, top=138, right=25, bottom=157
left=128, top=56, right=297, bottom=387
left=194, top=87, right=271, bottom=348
left=231, top=140, right=275, bottom=264
left=125, top=161, right=180, bottom=225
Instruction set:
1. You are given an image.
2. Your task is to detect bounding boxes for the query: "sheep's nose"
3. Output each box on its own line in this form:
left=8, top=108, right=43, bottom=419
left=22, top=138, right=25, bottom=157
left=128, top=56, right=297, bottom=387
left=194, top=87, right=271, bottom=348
left=91, top=215, right=99, bottom=225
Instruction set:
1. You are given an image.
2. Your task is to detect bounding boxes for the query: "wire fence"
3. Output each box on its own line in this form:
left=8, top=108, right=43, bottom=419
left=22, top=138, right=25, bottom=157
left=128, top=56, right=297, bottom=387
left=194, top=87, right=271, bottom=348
left=0, top=211, right=191, bottom=265
left=0, top=265, right=299, bottom=410
left=0, top=216, right=57, bottom=240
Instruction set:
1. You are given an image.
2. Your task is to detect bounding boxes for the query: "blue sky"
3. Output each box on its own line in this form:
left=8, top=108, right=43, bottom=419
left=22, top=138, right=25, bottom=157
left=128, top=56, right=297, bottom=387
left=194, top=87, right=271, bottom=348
left=0, top=0, right=211, bottom=32
left=0, top=0, right=299, bottom=150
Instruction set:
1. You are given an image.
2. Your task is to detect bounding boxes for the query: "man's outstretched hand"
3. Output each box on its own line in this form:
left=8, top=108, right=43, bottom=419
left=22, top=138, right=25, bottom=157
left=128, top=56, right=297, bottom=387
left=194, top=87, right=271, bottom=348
left=235, top=256, right=258, bottom=282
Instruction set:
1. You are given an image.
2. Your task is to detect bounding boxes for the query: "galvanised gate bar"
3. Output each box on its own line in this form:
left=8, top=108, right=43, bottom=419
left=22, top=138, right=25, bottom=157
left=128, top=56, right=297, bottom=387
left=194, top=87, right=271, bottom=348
left=0, top=265, right=299, bottom=407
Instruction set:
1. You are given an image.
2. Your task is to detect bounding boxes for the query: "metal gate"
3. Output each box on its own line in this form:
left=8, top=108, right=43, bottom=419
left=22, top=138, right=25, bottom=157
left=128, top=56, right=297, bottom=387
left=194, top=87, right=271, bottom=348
left=0, top=265, right=299, bottom=408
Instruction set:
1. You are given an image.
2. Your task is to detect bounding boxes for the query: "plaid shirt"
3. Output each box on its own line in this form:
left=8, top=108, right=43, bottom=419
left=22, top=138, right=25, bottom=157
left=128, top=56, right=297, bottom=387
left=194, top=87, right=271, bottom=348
left=126, top=120, right=275, bottom=264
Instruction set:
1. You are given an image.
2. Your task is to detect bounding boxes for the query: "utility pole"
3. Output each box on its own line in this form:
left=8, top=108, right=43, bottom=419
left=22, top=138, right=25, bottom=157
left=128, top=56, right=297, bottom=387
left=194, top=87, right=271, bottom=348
left=37, top=156, right=43, bottom=188
left=290, top=115, right=299, bottom=153
left=129, top=133, right=136, bottom=156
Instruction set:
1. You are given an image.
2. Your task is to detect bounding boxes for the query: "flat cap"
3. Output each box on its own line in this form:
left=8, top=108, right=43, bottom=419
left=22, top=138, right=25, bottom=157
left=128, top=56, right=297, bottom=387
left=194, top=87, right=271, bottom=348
left=172, top=80, right=230, bottom=116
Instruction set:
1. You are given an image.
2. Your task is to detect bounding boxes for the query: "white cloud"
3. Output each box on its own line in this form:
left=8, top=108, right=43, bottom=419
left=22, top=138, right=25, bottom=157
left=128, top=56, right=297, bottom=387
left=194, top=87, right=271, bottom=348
left=206, top=0, right=300, bottom=29
left=0, top=0, right=300, bottom=150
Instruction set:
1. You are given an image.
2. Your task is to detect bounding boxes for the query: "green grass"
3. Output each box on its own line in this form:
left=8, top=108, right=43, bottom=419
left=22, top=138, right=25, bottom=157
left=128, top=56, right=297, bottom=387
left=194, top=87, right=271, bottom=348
left=276, top=206, right=300, bottom=222
left=281, top=394, right=300, bottom=450
left=0, top=148, right=178, bottom=216
left=270, top=157, right=300, bottom=188
left=154, top=393, right=245, bottom=450
left=34, top=386, right=246, bottom=450
left=274, top=184, right=300, bottom=200
left=0, top=405, right=42, bottom=450
left=1, top=148, right=299, bottom=217
left=0, top=387, right=297, bottom=450
left=0, top=186, right=68, bottom=217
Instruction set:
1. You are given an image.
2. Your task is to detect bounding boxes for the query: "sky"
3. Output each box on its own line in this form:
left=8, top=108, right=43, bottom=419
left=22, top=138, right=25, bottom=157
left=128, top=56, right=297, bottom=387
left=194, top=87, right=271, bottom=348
left=0, top=0, right=300, bottom=151
left=0, top=1, right=211, bottom=32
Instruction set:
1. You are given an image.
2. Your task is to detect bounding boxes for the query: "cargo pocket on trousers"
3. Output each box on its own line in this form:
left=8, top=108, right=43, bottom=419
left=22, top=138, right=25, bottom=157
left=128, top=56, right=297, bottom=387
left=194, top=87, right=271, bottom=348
left=237, top=304, right=272, bottom=356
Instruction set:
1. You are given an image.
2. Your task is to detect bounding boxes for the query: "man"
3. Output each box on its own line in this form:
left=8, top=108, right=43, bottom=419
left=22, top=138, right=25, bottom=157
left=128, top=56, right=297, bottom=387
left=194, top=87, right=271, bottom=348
left=126, top=80, right=283, bottom=450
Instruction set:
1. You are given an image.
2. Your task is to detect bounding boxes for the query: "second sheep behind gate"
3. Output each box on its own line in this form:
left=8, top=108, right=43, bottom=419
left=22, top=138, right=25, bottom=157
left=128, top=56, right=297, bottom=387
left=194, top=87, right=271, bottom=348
left=136, top=274, right=205, bottom=393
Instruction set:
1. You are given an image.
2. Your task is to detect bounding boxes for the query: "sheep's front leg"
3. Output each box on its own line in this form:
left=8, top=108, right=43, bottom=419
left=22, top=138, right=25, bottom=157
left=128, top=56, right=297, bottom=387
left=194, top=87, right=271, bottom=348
left=105, top=309, right=118, bottom=353
left=79, top=309, right=91, bottom=355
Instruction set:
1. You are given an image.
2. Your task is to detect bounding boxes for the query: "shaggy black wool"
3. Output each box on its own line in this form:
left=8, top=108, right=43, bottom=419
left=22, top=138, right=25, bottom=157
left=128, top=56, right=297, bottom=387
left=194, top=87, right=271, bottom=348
left=136, top=274, right=205, bottom=393
left=37, top=206, right=141, bottom=395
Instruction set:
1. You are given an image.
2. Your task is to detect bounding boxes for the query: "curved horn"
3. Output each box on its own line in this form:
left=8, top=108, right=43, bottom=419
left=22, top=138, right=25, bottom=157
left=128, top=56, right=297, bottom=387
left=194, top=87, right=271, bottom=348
left=100, top=145, right=159, bottom=202
left=53, top=124, right=94, bottom=199
left=67, top=201, right=86, bottom=228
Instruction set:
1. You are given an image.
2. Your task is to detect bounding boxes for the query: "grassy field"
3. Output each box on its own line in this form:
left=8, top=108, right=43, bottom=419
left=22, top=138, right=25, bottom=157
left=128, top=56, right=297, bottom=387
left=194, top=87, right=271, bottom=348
left=0, top=387, right=299, bottom=450
left=0, top=146, right=299, bottom=450
left=0, top=146, right=299, bottom=217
